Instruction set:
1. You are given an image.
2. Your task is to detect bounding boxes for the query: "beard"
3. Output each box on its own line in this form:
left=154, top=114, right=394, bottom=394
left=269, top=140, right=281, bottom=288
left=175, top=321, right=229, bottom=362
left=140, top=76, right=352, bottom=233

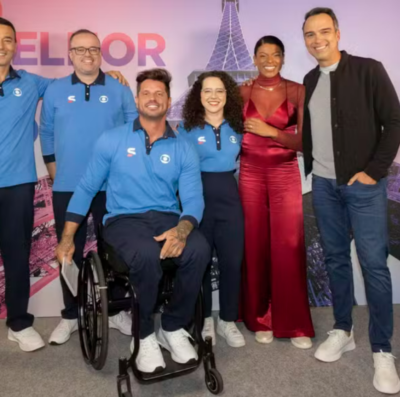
left=138, top=108, right=168, bottom=121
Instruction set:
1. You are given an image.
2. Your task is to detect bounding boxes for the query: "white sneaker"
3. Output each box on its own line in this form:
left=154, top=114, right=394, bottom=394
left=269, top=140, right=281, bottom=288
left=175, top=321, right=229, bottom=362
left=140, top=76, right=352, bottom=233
left=8, top=327, right=45, bottom=352
left=109, top=311, right=132, bottom=336
left=373, top=351, right=400, bottom=394
left=49, top=319, right=78, bottom=345
left=314, top=329, right=355, bottom=362
left=157, top=327, right=198, bottom=364
left=217, top=317, right=245, bottom=348
left=130, top=333, right=166, bottom=373
left=255, top=331, right=274, bottom=344
left=291, top=337, right=313, bottom=350
left=202, top=317, right=216, bottom=346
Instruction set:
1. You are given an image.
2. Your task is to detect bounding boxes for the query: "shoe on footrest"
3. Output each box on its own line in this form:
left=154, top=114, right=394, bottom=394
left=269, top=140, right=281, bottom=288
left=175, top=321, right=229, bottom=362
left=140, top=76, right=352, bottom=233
left=157, top=327, right=198, bottom=364
left=109, top=311, right=132, bottom=336
left=130, top=333, right=166, bottom=373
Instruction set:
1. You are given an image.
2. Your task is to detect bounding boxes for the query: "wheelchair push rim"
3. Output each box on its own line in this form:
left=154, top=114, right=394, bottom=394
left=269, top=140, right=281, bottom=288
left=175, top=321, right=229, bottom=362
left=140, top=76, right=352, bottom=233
left=78, top=251, right=109, bottom=370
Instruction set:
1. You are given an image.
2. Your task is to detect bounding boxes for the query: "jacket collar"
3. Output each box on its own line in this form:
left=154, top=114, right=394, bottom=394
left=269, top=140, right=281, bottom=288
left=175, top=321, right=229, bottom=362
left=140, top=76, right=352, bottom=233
left=71, top=69, right=106, bottom=86
left=133, top=117, right=176, bottom=138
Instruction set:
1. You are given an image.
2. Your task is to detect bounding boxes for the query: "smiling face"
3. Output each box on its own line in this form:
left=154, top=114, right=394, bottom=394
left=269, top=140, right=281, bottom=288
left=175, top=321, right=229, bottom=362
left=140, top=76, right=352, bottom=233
left=136, top=79, right=171, bottom=121
left=0, top=24, right=17, bottom=68
left=303, top=13, right=341, bottom=67
left=69, top=32, right=102, bottom=77
left=200, top=77, right=227, bottom=116
left=253, top=43, right=284, bottom=78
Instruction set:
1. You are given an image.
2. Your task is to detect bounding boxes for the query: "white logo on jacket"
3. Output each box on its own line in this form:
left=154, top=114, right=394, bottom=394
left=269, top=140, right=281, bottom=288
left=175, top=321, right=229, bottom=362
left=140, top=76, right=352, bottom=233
left=127, top=148, right=136, bottom=157
left=160, top=154, right=170, bottom=164
left=230, top=135, right=237, bottom=144
left=198, top=136, right=206, bottom=144
left=13, top=88, right=22, bottom=97
left=68, top=95, right=76, bottom=103
left=99, top=95, right=108, bottom=103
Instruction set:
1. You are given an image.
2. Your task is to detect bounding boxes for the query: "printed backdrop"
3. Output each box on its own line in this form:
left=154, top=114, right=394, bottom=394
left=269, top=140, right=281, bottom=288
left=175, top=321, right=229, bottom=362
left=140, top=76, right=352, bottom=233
left=1, top=0, right=400, bottom=318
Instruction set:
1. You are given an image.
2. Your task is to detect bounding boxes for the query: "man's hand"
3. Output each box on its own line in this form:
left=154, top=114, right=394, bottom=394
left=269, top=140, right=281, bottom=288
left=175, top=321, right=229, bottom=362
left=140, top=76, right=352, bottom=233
left=46, top=162, right=56, bottom=181
left=55, top=221, right=80, bottom=265
left=105, top=71, right=130, bottom=87
left=348, top=172, right=377, bottom=186
left=154, top=220, right=194, bottom=259
left=244, top=118, right=278, bottom=138
left=55, top=236, right=75, bottom=265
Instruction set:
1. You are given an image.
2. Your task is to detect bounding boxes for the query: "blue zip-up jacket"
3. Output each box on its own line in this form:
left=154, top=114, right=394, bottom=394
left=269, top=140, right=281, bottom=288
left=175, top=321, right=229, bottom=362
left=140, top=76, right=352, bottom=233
left=66, top=118, right=204, bottom=227
left=0, top=67, right=53, bottom=188
left=40, top=70, right=137, bottom=192
left=178, top=121, right=242, bottom=172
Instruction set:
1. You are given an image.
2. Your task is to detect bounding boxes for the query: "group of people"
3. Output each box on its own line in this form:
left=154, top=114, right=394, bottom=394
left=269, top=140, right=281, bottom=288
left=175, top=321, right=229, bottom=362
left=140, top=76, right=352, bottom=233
left=1, top=6, right=400, bottom=395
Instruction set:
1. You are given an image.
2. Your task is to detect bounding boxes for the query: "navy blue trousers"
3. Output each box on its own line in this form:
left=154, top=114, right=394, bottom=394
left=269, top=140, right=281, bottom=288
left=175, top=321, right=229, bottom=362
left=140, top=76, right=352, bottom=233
left=200, top=171, right=244, bottom=321
left=53, top=191, right=107, bottom=319
left=104, top=211, right=210, bottom=339
left=0, top=183, right=35, bottom=331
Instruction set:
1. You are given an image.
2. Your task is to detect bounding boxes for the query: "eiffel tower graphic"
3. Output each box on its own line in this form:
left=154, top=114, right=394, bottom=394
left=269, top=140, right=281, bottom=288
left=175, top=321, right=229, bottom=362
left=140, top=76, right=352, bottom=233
left=168, top=0, right=257, bottom=124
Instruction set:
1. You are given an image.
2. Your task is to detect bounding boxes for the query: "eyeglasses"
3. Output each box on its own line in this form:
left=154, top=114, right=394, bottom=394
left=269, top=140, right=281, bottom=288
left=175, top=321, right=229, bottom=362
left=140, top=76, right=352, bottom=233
left=201, top=88, right=226, bottom=97
left=70, top=46, right=101, bottom=56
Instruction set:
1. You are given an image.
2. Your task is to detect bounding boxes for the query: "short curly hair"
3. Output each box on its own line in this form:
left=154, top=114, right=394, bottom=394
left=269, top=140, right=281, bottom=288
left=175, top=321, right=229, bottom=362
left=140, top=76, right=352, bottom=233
left=136, top=68, right=172, bottom=97
left=181, top=71, right=244, bottom=133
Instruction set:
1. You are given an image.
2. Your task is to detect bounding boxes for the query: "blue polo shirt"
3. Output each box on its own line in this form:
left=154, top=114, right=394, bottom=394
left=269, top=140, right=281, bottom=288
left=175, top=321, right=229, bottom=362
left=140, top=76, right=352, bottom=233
left=0, top=67, right=53, bottom=188
left=66, top=118, right=204, bottom=227
left=40, top=70, right=138, bottom=192
left=178, top=122, right=242, bottom=172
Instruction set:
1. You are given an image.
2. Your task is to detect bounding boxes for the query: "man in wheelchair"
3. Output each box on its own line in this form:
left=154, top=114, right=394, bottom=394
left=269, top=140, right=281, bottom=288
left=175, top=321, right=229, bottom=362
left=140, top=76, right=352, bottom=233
left=55, top=68, right=210, bottom=374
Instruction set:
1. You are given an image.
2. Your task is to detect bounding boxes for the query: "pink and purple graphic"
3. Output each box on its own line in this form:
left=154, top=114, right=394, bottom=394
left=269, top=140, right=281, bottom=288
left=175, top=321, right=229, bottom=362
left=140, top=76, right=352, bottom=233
left=0, top=0, right=400, bottom=318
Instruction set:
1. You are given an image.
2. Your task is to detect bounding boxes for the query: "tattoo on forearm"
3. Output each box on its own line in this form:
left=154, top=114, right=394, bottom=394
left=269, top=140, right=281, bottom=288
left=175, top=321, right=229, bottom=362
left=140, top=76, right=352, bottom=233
left=176, top=220, right=193, bottom=243
left=60, top=235, right=74, bottom=251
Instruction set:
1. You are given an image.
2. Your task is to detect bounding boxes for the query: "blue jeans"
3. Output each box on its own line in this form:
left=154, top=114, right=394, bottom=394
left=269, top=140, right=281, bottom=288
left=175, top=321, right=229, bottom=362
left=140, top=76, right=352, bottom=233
left=312, top=175, right=392, bottom=352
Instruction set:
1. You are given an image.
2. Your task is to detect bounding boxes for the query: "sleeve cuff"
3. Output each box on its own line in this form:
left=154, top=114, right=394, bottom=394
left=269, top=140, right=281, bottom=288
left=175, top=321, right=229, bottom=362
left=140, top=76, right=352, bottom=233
left=43, top=154, right=56, bottom=164
left=65, top=212, right=85, bottom=224
left=179, top=215, right=199, bottom=228
left=364, top=164, right=385, bottom=182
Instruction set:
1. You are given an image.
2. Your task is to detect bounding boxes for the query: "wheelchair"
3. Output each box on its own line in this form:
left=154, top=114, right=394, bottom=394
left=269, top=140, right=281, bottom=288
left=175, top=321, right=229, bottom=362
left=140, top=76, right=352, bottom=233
left=77, top=236, right=224, bottom=397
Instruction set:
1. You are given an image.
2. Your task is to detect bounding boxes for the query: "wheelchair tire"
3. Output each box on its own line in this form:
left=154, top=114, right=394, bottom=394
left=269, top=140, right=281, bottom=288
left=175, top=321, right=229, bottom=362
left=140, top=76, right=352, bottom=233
left=78, top=251, right=109, bottom=370
left=205, top=368, right=224, bottom=395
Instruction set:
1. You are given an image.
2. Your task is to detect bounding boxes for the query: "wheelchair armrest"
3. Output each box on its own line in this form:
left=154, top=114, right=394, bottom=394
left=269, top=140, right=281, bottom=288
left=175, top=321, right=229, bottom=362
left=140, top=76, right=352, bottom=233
left=100, top=240, right=130, bottom=275
left=160, top=258, right=177, bottom=275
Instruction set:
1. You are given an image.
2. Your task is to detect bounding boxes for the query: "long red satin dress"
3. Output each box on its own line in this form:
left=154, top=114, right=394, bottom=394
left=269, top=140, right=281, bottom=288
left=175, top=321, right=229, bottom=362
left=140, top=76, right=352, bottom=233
left=239, top=74, right=315, bottom=338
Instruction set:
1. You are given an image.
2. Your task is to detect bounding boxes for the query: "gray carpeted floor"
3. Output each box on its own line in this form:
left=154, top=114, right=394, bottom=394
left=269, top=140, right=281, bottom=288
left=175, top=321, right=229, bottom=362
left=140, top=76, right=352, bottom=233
left=1, top=306, right=399, bottom=397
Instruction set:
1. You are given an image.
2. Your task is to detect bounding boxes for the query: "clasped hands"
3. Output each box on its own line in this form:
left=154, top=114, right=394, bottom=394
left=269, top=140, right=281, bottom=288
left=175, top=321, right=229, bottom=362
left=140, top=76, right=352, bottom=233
left=244, top=118, right=278, bottom=138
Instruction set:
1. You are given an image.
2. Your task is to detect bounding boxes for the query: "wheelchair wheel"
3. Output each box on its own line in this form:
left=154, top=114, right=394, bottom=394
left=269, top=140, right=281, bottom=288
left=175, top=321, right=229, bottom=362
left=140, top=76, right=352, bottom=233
left=78, top=251, right=109, bottom=370
left=205, top=368, right=224, bottom=395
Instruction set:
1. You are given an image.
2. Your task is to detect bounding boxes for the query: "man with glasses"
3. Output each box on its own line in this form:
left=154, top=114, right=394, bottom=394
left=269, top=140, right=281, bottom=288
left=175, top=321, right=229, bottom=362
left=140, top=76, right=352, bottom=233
left=40, top=29, right=138, bottom=345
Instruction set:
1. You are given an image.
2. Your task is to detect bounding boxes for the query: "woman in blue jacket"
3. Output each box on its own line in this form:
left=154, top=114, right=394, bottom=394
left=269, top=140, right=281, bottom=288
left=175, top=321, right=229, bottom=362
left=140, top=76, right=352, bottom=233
left=178, top=71, right=245, bottom=348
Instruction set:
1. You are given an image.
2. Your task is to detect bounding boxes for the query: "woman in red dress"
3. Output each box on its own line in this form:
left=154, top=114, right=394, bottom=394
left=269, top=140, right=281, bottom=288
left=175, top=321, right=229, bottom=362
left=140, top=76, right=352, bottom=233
left=240, top=36, right=315, bottom=348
